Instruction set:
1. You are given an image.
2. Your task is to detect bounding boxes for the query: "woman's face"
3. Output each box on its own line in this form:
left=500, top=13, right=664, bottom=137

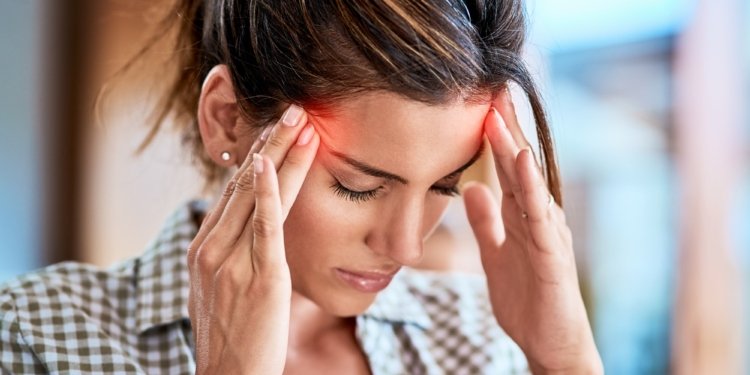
left=283, top=91, right=490, bottom=316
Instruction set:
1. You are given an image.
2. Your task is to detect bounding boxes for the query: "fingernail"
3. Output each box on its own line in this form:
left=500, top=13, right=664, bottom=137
left=296, top=124, right=314, bottom=146
left=459, top=180, right=479, bottom=194
left=282, top=104, right=304, bottom=127
left=492, top=107, right=501, bottom=121
left=253, top=153, right=264, bottom=174
left=260, top=126, right=272, bottom=141
left=491, top=107, right=506, bottom=131
left=525, top=147, right=536, bottom=160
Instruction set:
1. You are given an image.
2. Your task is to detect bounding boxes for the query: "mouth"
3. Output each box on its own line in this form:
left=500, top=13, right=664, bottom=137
left=334, top=267, right=401, bottom=293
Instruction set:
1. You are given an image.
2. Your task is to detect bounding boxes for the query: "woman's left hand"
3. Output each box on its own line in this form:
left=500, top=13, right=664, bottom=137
left=462, top=90, right=603, bottom=374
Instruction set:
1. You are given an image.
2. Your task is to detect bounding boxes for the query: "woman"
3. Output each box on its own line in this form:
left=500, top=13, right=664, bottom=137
left=0, top=0, right=602, bottom=373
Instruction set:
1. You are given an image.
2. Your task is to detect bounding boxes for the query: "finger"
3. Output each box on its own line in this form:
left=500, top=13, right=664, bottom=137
left=517, top=148, right=558, bottom=253
left=545, top=196, right=571, bottom=246
left=258, top=104, right=309, bottom=169
left=249, top=154, right=287, bottom=271
left=495, top=88, right=550, bottom=217
left=462, top=182, right=506, bottom=257
left=188, top=186, right=237, bottom=276
left=235, top=126, right=318, bottom=255
left=494, top=87, right=532, bottom=151
left=498, top=191, right=528, bottom=241
left=484, top=107, right=526, bottom=212
left=275, top=125, right=320, bottom=220
left=187, top=126, right=273, bottom=282
left=187, top=130, right=267, bottom=268
left=215, top=104, right=307, bottom=245
left=191, top=125, right=269, bottom=242
left=188, top=105, right=301, bottom=277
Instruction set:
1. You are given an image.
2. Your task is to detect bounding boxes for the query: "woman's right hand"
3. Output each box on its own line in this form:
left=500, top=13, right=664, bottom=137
left=187, top=105, right=319, bottom=375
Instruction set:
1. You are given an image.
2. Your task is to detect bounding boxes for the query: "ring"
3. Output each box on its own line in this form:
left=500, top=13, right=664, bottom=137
left=547, top=193, right=555, bottom=209
left=521, top=194, right=554, bottom=219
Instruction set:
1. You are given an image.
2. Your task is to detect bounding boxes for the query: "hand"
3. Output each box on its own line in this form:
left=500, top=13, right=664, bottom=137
left=462, top=91, right=603, bottom=374
left=187, top=105, right=319, bottom=375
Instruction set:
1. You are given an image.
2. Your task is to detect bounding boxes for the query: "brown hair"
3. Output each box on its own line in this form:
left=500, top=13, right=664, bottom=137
left=114, top=0, right=562, bottom=205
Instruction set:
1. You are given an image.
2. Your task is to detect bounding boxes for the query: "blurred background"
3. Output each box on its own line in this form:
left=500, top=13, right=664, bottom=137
left=0, top=0, right=747, bottom=374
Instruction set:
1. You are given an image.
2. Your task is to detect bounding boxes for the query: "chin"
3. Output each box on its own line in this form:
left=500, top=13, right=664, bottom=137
left=293, top=277, right=380, bottom=317
left=323, top=298, right=376, bottom=317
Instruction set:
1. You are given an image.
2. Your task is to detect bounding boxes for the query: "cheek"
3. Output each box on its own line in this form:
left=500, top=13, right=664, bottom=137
left=282, top=161, right=375, bottom=267
left=282, top=162, right=385, bottom=314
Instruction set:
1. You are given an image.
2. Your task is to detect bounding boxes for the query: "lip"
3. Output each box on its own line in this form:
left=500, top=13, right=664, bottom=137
left=334, top=267, right=400, bottom=293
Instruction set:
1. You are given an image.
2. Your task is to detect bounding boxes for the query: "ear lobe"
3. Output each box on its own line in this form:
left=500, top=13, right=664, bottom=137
left=197, top=64, right=242, bottom=166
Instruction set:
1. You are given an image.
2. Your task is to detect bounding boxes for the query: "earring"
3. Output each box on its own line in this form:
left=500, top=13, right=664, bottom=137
left=220, top=151, right=231, bottom=161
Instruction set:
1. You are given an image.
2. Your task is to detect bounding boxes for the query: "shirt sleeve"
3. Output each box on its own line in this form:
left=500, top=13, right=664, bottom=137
left=0, top=291, right=48, bottom=374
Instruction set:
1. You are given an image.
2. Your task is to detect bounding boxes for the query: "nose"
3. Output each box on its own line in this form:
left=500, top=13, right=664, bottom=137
left=365, top=196, right=425, bottom=266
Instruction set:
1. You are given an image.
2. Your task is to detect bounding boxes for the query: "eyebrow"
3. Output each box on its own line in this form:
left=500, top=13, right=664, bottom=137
left=329, top=142, right=486, bottom=185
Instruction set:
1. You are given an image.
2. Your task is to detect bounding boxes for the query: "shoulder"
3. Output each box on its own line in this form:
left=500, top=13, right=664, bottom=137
left=0, top=260, right=137, bottom=324
left=1, top=259, right=136, bottom=301
left=0, top=198, right=204, bottom=335
left=0, top=260, right=138, bottom=373
left=0, top=199, right=204, bottom=374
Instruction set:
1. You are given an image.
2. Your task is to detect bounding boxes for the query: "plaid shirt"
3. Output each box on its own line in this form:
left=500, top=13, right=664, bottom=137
left=0, top=200, right=529, bottom=374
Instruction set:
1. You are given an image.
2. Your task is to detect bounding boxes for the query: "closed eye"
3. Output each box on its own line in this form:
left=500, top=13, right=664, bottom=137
left=330, top=180, right=460, bottom=204
left=330, top=182, right=382, bottom=203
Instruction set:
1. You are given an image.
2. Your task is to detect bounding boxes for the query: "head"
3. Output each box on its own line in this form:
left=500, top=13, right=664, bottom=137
left=120, top=0, right=561, bottom=316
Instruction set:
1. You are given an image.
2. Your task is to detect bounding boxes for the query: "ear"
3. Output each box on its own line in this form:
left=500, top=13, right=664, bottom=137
left=197, top=64, right=246, bottom=167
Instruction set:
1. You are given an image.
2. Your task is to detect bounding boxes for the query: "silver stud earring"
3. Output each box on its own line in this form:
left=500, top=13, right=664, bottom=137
left=220, top=151, right=231, bottom=161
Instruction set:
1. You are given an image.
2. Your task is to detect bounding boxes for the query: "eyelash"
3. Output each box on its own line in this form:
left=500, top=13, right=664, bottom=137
left=330, top=181, right=460, bottom=203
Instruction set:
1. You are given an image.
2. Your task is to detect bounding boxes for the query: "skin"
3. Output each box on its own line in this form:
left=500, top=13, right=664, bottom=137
left=188, top=65, right=603, bottom=374
left=284, top=91, right=487, bottom=317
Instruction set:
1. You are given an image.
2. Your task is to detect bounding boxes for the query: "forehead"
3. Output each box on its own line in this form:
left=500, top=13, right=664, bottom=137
left=310, top=92, right=489, bottom=181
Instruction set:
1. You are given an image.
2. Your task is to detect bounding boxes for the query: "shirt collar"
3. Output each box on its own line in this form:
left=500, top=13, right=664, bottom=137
left=134, top=199, right=206, bottom=334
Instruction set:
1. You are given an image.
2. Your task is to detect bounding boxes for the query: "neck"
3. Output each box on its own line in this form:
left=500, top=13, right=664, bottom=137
left=288, top=291, right=353, bottom=349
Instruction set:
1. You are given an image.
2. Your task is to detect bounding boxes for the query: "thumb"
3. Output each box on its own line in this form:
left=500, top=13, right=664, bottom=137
left=462, top=182, right=506, bottom=255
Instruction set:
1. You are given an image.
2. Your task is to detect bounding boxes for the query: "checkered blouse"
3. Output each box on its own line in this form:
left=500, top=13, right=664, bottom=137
left=0, top=200, right=529, bottom=374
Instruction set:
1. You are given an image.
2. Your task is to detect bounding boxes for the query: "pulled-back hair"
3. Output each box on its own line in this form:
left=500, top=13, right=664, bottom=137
left=114, top=0, right=562, bottom=204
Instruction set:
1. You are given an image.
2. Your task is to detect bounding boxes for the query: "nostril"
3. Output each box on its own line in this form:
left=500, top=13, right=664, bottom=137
left=387, top=241, right=424, bottom=267
left=365, top=233, right=424, bottom=266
